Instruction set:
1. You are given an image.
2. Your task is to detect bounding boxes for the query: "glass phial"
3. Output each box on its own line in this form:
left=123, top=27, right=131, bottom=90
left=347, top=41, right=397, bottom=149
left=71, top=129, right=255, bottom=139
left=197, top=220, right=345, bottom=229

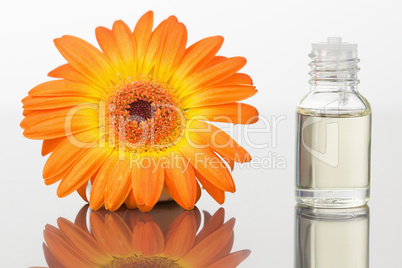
left=295, top=205, right=369, bottom=268
left=296, top=37, right=371, bottom=208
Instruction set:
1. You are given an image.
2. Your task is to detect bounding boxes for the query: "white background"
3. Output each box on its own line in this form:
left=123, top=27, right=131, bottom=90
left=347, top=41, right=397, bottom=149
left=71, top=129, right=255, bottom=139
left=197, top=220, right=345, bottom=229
left=1, top=0, right=402, bottom=267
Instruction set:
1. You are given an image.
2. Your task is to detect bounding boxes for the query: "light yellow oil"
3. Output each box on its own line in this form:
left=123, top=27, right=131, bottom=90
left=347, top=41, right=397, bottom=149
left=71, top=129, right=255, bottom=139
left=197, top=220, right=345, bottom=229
left=296, top=108, right=371, bottom=207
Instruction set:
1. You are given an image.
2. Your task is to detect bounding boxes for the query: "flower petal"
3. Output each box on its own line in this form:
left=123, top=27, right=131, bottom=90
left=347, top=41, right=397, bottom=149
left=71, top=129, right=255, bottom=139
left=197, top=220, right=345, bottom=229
left=44, top=226, right=96, bottom=267
left=54, top=35, right=115, bottom=88
left=189, top=120, right=251, bottom=163
left=41, top=137, right=65, bottom=156
left=48, top=63, right=101, bottom=90
left=105, top=213, right=133, bottom=256
left=28, top=80, right=103, bottom=98
left=157, top=22, right=187, bottom=82
left=22, top=95, right=99, bottom=110
left=131, top=155, right=164, bottom=212
left=163, top=211, right=197, bottom=259
left=186, top=103, right=259, bottom=124
left=133, top=11, right=154, bottom=71
left=177, top=137, right=235, bottom=193
left=132, top=220, right=164, bottom=256
left=207, top=250, right=251, bottom=268
left=164, top=151, right=197, bottom=210
left=90, top=152, right=119, bottom=210
left=104, top=157, right=132, bottom=211
left=111, top=20, right=137, bottom=78
left=182, top=85, right=257, bottom=109
left=124, top=190, right=138, bottom=209
left=57, top=147, right=113, bottom=198
left=219, top=73, right=253, bottom=85
left=142, top=16, right=177, bottom=75
left=178, top=57, right=247, bottom=96
left=195, top=169, right=225, bottom=204
left=57, top=218, right=110, bottom=264
left=180, top=218, right=236, bottom=267
left=170, top=36, right=223, bottom=88
left=43, top=130, right=99, bottom=180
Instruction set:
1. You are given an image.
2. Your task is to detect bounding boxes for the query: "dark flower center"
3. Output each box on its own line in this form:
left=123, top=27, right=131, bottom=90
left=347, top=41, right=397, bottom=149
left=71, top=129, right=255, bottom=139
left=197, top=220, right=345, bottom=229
left=127, top=100, right=153, bottom=122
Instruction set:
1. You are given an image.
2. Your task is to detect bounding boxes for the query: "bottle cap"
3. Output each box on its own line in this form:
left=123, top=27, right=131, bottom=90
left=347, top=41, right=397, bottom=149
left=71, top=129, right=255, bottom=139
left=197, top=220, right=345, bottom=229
left=312, top=37, right=357, bottom=50
left=311, top=37, right=357, bottom=61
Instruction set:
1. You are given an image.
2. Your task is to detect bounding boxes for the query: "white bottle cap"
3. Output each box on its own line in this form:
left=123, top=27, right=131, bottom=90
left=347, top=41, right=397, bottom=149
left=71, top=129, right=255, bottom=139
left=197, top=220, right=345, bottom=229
left=312, top=37, right=357, bottom=50
left=311, top=37, right=357, bottom=61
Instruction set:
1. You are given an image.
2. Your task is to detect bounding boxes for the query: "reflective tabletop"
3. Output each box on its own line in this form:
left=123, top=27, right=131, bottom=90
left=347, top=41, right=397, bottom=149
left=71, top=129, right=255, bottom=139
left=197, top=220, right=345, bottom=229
left=2, top=106, right=402, bottom=267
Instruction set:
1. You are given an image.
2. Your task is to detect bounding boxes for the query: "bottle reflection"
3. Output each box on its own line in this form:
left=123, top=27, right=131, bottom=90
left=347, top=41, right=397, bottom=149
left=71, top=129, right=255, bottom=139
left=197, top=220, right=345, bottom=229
left=295, top=205, right=369, bottom=268
left=39, top=203, right=250, bottom=268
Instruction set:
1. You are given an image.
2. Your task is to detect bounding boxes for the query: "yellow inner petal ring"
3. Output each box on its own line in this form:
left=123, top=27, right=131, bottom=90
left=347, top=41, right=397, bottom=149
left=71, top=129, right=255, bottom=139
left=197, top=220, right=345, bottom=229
left=104, top=254, right=182, bottom=268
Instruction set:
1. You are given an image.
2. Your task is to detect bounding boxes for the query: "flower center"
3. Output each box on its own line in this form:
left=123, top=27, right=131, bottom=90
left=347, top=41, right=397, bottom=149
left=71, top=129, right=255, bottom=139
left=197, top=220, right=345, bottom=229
left=105, top=80, right=184, bottom=153
left=127, top=100, right=153, bottom=122
left=104, top=254, right=182, bottom=268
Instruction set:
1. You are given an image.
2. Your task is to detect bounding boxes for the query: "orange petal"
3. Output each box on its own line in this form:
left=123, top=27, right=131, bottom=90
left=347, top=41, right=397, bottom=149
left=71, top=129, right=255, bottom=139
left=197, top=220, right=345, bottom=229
left=28, top=80, right=103, bottom=98
left=157, top=22, right=187, bottom=82
left=170, top=36, right=224, bottom=88
left=163, top=211, right=197, bottom=259
left=43, top=130, right=98, bottom=179
left=131, top=155, right=164, bottom=212
left=195, top=169, right=225, bottom=204
left=90, top=152, right=119, bottom=210
left=95, top=26, right=120, bottom=68
left=43, top=243, right=64, bottom=268
left=43, top=227, right=96, bottom=267
left=186, top=102, right=259, bottom=124
left=163, top=174, right=189, bottom=210
left=22, top=95, right=99, bottom=110
left=111, top=20, right=137, bottom=78
left=204, top=55, right=227, bottom=68
left=132, top=220, right=164, bottom=256
left=134, top=11, right=154, bottom=71
left=195, top=209, right=225, bottom=246
left=180, top=218, right=236, bottom=267
left=219, top=73, right=253, bottom=85
left=142, top=16, right=177, bottom=74
left=90, top=212, right=114, bottom=253
left=178, top=138, right=235, bottom=193
left=182, top=85, right=257, bottom=109
left=124, top=190, right=138, bottom=209
left=41, top=137, right=65, bottom=156
left=207, top=250, right=251, bottom=268
left=104, top=158, right=132, bottom=211
left=57, top=147, right=113, bottom=198
left=57, top=218, right=110, bottom=264
left=48, top=63, right=101, bottom=90
left=74, top=205, right=90, bottom=232
left=21, top=105, right=97, bottom=130
left=104, top=213, right=133, bottom=256
left=23, top=110, right=98, bottom=140
left=76, top=181, right=89, bottom=202
left=164, top=152, right=197, bottom=210
left=54, top=35, right=115, bottom=88
left=189, top=120, right=251, bottom=163
left=178, top=57, right=247, bottom=96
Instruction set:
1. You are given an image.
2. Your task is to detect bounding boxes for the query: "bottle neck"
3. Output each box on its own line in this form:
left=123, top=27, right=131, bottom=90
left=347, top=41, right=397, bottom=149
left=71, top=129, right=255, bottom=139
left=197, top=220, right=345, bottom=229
left=309, top=50, right=360, bottom=93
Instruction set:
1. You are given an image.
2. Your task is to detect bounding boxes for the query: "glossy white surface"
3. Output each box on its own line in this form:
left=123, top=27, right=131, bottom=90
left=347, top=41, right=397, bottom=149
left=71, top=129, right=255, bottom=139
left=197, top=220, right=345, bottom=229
left=2, top=0, right=402, bottom=267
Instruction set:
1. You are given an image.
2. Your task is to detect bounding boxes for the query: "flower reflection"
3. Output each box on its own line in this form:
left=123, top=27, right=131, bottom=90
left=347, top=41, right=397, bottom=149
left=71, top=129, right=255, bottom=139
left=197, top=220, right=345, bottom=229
left=40, top=203, right=250, bottom=268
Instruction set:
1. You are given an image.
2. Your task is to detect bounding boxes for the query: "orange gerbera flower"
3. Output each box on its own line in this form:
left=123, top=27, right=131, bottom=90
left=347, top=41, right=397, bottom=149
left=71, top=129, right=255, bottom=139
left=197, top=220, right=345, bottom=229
left=39, top=204, right=251, bottom=267
left=21, top=11, right=258, bottom=212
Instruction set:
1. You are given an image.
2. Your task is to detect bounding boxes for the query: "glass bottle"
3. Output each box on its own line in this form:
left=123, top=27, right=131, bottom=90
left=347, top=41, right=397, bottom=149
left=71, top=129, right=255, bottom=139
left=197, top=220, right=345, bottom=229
left=295, top=205, right=369, bottom=268
left=296, top=37, right=371, bottom=208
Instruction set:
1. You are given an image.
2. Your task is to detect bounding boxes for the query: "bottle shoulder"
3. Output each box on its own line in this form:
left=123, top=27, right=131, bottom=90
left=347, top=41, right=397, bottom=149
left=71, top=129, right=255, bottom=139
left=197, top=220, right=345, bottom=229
left=297, top=90, right=371, bottom=116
